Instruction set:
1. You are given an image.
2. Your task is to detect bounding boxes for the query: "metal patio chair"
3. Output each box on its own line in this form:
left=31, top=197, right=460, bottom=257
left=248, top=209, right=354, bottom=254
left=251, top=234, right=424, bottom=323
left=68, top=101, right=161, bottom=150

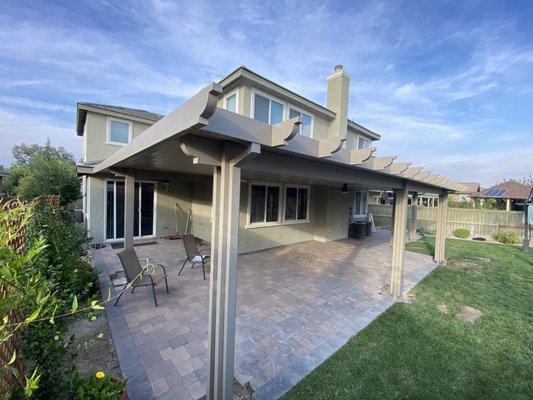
left=114, top=247, right=169, bottom=307
left=178, top=234, right=210, bottom=280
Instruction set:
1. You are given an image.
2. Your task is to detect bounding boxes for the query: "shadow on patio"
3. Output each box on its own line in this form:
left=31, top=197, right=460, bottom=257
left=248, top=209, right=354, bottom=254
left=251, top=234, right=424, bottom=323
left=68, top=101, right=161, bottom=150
left=92, top=229, right=436, bottom=400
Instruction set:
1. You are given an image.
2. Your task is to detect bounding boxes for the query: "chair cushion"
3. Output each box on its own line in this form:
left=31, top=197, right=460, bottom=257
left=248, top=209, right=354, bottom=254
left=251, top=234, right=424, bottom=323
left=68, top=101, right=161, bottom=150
left=191, top=255, right=207, bottom=263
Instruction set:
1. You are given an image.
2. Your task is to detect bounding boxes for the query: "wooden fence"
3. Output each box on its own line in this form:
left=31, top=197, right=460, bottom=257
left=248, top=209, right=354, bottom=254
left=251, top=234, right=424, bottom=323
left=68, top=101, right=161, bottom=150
left=369, top=203, right=531, bottom=240
left=0, top=195, right=60, bottom=397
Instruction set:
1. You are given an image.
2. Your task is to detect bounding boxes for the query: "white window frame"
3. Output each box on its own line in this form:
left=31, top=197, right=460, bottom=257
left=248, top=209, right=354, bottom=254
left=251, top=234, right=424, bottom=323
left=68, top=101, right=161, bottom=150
left=104, top=179, right=157, bottom=242
left=288, top=105, right=315, bottom=139
left=283, top=184, right=311, bottom=224
left=250, top=88, right=315, bottom=138
left=356, top=134, right=372, bottom=150
left=223, top=88, right=239, bottom=113
left=246, top=181, right=282, bottom=228
left=353, top=190, right=368, bottom=217
left=106, top=117, right=133, bottom=146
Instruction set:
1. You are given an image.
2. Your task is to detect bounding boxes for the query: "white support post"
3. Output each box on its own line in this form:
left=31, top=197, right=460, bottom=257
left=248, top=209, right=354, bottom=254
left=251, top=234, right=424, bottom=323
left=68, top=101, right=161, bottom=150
left=390, top=184, right=408, bottom=298
left=124, top=173, right=135, bottom=250
left=206, top=143, right=259, bottom=400
left=409, top=193, right=418, bottom=241
left=523, top=205, right=530, bottom=252
left=434, top=192, right=448, bottom=263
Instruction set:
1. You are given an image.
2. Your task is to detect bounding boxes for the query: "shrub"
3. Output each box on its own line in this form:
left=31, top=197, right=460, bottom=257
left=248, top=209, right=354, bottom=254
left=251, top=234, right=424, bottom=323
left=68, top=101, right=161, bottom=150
left=26, top=204, right=98, bottom=302
left=453, top=228, right=470, bottom=239
left=73, top=371, right=126, bottom=400
left=492, top=229, right=520, bottom=244
left=417, top=227, right=436, bottom=236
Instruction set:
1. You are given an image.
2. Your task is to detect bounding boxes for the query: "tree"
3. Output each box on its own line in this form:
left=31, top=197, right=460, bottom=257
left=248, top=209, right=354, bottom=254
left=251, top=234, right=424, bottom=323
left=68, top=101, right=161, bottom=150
left=5, top=141, right=80, bottom=205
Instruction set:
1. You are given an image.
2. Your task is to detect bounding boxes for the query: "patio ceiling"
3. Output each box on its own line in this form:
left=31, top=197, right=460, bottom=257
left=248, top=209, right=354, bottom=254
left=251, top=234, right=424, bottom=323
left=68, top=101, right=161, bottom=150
left=81, top=83, right=465, bottom=194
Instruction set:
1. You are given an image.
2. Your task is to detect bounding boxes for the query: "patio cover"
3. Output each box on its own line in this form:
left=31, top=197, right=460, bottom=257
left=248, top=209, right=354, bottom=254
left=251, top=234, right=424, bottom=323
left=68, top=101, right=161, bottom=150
left=79, top=83, right=460, bottom=400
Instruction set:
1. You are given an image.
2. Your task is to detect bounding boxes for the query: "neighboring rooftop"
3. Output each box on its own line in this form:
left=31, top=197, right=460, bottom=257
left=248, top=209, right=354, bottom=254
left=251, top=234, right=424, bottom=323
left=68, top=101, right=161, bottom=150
left=459, top=182, right=481, bottom=195
left=476, top=180, right=532, bottom=200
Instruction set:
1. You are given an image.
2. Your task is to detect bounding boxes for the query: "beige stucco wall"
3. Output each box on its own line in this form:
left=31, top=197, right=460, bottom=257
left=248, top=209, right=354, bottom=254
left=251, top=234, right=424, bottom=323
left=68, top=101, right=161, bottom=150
left=189, top=181, right=351, bottom=254
left=83, top=112, right=152, bottom=162
left=86, top=174, right=193, bottom=243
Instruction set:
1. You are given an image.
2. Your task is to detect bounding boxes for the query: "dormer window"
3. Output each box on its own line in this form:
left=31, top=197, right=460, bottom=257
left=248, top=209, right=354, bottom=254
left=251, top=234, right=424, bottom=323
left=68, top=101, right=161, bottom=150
left=357, top=135, right=371, bottom=149
left=253, top=92, right=284, bottom=124
left=289, top=107, right=313, bottom=138
left=224, top=90, right=238, bottom=113
left=107, top=118, right=132, bottom=145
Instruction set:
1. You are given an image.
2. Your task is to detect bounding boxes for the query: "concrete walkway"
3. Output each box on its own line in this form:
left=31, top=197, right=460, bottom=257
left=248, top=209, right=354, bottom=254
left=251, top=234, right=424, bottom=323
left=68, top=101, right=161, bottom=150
left=92, top=230, right=436, bottom=400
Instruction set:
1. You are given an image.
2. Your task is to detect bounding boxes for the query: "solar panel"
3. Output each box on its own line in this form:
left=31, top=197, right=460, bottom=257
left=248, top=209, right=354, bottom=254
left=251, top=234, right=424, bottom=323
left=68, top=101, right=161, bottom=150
left=484, top=189, right=508, bottom=197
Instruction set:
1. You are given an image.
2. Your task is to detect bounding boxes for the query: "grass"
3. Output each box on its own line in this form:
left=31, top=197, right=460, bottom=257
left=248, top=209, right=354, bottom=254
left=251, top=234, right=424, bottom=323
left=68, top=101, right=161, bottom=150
left=282, top=237, right=533, bottom=400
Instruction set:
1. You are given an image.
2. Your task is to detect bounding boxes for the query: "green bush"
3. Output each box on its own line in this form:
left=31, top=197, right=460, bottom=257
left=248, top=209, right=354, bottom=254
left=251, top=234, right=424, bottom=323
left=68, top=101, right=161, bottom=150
left=492, top=229, right=520, bottom=244
left=26, top=204, right=98, bottom=302
left=73, top=371, right=126, bottom=400
left=417, top=227, right=436, bottom=236
left=21, top=321, right=76, bottom=400
left=453, top=228, right=470, bottom=239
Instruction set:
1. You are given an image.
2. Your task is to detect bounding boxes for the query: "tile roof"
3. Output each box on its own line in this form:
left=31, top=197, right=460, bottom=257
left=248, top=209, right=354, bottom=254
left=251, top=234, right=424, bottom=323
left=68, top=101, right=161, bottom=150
left=478, top=180, right=532, bottom=200
left=78, top=102, right=164, bottom=122
left=459, top=182, right=481, bottom=195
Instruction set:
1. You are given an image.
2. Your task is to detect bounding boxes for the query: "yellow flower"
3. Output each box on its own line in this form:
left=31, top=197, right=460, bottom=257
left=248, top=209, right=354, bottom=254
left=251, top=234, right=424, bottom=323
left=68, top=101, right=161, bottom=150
left=95, top=371, right=106, bottom=379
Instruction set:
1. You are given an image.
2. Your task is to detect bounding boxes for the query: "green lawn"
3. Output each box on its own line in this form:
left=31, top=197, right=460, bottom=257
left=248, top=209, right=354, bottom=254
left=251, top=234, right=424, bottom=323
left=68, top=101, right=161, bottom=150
left=282, top=237, right=533, bottom=400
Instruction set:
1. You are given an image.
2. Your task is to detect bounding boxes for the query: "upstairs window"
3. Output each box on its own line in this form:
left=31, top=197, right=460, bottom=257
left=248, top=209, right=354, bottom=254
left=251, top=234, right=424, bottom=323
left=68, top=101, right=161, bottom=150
left=289, top=108, right=313, bottom=138
left=108, top=118, right=131, bottom=145
left=253, top=93, right=284, bottom=124
left=285, top=186, right=309, bottom=221
left=224, top=91, right=237, bottom=113
left=249, top=183, right=281, bottom=224
left=357, top=136, right=371, bottom=149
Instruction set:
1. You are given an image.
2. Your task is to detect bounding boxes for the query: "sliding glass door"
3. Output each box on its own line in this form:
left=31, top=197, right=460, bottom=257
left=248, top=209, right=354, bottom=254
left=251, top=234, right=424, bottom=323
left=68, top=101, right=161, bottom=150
left=105, top=180, right=155, bottom=240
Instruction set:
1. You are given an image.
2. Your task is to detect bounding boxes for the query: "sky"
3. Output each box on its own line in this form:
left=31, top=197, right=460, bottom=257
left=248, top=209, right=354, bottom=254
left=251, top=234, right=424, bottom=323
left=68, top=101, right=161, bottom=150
left=0, top=0, right=532, bottom=187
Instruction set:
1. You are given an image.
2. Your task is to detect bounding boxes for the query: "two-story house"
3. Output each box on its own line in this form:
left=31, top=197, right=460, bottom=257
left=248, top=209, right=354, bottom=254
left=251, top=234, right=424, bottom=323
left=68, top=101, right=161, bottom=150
left=77, top=65, right=380, bottom=252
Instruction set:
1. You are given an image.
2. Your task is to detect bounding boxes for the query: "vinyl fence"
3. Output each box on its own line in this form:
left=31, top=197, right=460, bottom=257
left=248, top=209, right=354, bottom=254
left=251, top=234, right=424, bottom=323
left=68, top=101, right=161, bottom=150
left=369, top=204, right=531, bottom=241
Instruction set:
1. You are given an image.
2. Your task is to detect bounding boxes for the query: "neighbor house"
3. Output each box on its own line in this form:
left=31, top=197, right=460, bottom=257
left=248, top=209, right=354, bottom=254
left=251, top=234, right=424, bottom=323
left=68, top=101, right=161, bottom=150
left=448, top=182, right=481, bottom=203
left=474, top=180, right=532, bottom=211
left=76, top=65, right=463, bottom=399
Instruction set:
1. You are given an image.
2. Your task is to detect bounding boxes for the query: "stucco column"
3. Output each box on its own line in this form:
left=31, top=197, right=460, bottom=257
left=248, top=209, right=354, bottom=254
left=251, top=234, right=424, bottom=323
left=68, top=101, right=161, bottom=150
left=207, top=143, right=259, bottom=400
left=123, top=173, right=135, bottom=250
left=434, top=192, right=448, bottom=263
left=390, top=184, right=408, bottom=298
left=409, top=193, right=419, bottom=241
left=506, top=198, right=511, bottom=211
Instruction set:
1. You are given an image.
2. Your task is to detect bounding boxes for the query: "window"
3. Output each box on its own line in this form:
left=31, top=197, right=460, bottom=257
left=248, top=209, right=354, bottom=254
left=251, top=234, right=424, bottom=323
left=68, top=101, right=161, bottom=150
left=224, top=91, right=237, bottom=113
left=357, top=135, right=371, bottom=149
left=253, top=93, right=284, bottom=124
left=285, top=186, right=309, bottom=221
left=108, top=118, right=131, bottom=145
left=249, top=183, right=280, bottom=224
left=289, top=108, right=313, bottom=137
left=354, top=191, right=368, bottom=216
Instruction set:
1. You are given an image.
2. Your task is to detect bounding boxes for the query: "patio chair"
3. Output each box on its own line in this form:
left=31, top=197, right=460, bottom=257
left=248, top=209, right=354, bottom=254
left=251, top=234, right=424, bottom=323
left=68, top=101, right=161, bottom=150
left=114, top=247, right=169, bottom=307
left=178, top=234, right=210, bottom=280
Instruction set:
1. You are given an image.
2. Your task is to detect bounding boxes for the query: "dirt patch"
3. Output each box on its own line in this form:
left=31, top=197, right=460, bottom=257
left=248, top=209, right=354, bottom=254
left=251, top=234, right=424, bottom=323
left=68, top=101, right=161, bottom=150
left=400, top=293, right=418, bottom=304
left=437, top=304, right=449, bottom=315
left=456, top=306, right=484, bottom=324
left=68, top=313, right=121, bottom=378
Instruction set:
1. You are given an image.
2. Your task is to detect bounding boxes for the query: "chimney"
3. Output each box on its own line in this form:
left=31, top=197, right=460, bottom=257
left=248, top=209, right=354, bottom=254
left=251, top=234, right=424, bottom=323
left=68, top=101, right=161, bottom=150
left=326, top=65, right=350, bottom=139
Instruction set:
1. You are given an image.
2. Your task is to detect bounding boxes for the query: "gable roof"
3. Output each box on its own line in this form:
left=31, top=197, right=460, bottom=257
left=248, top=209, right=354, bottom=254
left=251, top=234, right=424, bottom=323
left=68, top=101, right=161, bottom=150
left=76, top=102, right=163, bottom=135
left=459, top=182, right=480, bottom=195
left=477, top=180, right=532, bottom=200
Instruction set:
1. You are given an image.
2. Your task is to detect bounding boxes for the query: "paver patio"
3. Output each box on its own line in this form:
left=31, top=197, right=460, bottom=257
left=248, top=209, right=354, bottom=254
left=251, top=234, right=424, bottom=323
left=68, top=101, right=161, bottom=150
left=92, top=229, right=436, bottom=400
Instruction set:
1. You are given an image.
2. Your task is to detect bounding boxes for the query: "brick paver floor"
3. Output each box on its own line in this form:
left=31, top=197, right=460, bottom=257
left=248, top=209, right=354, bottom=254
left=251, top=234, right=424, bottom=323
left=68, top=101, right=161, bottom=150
left=92, top=230, right=436, bottom=400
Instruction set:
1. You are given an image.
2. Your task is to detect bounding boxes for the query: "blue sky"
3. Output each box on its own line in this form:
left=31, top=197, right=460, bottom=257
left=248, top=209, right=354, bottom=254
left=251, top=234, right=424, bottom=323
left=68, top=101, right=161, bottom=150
left=1, top=0, right=532, bottom=186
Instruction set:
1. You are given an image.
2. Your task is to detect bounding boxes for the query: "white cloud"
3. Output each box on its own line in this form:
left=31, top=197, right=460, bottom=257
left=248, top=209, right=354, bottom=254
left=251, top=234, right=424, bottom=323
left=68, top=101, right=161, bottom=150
left=0, top=96, right=72, bottom=113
